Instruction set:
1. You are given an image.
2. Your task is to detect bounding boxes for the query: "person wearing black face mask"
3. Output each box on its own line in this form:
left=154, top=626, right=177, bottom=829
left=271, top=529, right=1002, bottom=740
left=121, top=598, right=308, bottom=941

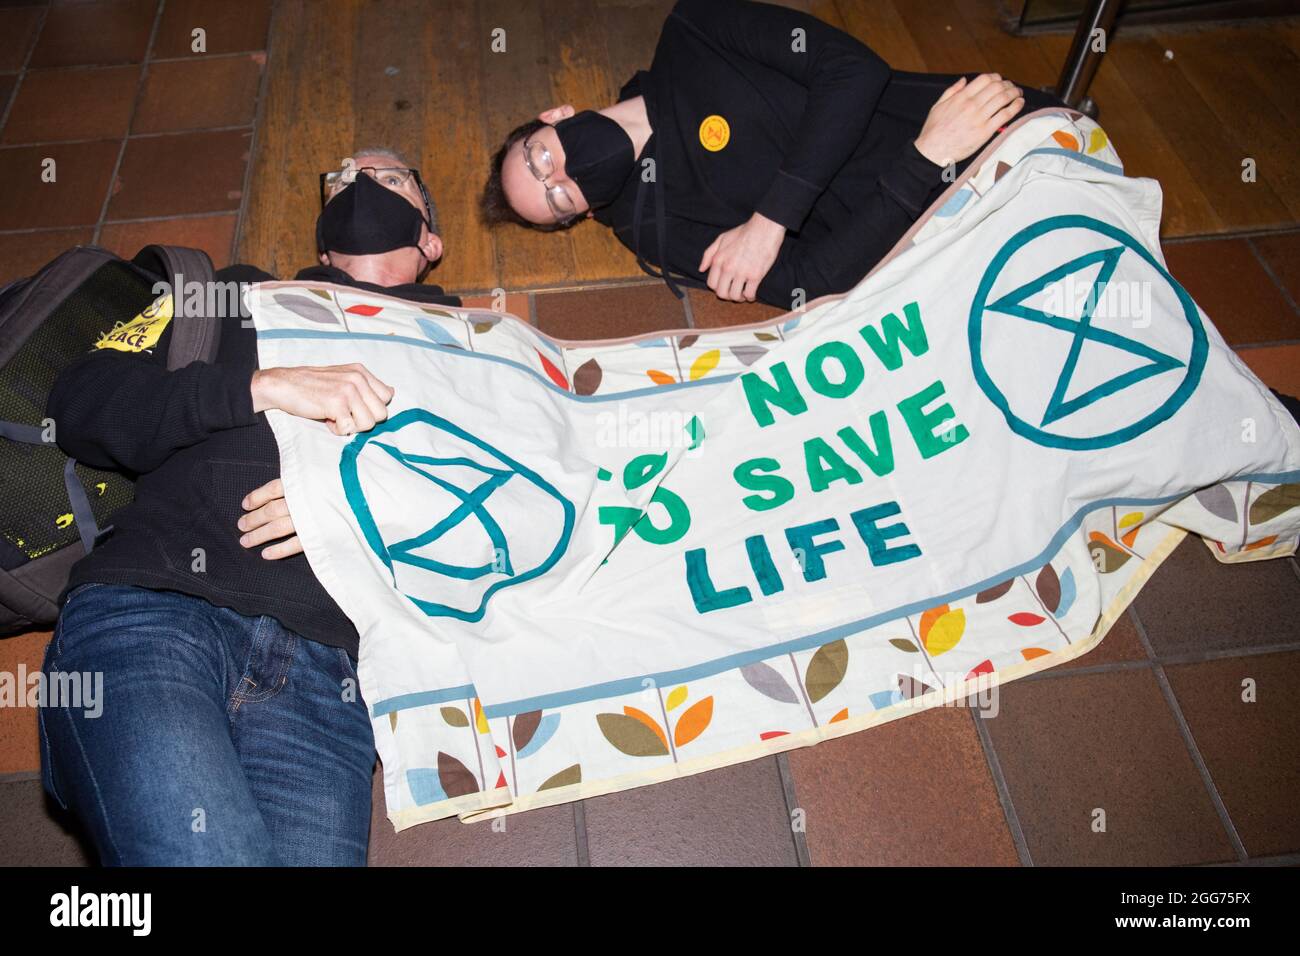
left=480, top=0, right=1067, bottom=308
left=548, top=110, right=639, bottom=210
left=39, top=147, right=460, bottom=866
left=483, top=100, right=648, bottom=235
left=309, top=153, right=449, bottom=291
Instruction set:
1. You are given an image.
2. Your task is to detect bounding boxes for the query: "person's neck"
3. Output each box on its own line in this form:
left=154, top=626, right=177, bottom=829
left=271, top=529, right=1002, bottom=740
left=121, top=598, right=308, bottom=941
left=598, top=96, right=652, bottom=160
left=325, top=250, right=423, bottom=288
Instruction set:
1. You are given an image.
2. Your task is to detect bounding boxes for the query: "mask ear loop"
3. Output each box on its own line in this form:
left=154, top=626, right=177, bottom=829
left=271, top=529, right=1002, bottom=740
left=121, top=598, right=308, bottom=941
left=411, top=170, right=437, bottom=267
left=412, top=171, right=435, bottom=232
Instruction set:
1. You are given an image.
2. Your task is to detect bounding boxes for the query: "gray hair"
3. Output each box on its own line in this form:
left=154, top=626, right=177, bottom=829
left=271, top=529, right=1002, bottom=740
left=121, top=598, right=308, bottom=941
left=351, top=145, right=440, bottom=237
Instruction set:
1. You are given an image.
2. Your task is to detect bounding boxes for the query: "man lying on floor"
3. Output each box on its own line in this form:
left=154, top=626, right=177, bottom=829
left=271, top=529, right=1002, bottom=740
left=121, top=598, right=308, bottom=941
left=481, top=0, right=1068, bottom=308
left=38, top=148, right=449, bottom=866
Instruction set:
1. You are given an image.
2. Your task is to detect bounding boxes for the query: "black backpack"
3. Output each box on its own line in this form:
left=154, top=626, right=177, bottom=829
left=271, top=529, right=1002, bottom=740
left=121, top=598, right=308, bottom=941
left=0, top=244, right=222, bottom=635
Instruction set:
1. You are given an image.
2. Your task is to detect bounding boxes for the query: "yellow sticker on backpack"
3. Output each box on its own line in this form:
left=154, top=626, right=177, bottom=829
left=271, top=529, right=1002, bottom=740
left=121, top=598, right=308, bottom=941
left=95, top=294, right=174, bottom=353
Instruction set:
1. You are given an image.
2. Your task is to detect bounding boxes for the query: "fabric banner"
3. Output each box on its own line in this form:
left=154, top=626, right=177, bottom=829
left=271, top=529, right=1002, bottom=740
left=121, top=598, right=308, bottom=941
left=254, top=111, right=1300, bottom=830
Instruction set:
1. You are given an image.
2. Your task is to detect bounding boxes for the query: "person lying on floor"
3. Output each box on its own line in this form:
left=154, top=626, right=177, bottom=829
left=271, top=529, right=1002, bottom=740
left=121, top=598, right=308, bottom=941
left=480, top=0, right=1067, bottom=309
left=39, top=147, right=454, bottom=866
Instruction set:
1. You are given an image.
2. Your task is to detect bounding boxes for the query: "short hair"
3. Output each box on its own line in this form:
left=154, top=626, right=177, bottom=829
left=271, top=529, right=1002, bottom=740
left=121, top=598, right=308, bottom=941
left=480, top=120, right=579, bottom=233
left=350, top=144, right=441, bottom=237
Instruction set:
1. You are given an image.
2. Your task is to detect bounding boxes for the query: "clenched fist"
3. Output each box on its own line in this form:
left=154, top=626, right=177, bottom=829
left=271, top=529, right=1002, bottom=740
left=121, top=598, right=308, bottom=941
left=250, top=363, right=394, bottom=436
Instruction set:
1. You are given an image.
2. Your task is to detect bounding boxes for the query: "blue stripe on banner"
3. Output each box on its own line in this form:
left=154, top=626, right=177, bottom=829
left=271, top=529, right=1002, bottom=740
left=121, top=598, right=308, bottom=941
left=1022, top=147, right=1125, bottom=176
left=257, top=328, right=737, bottom=401
left=480, top=472, right=1300, bottom=717
left=370, top=684, right=477, bottom=717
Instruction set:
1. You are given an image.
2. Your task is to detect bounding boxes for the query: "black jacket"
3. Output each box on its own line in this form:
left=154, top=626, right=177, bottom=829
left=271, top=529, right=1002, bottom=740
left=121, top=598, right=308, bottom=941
left=595, top=0, right=1065, bottom=307
left=47, top=263, right=461, bottom=658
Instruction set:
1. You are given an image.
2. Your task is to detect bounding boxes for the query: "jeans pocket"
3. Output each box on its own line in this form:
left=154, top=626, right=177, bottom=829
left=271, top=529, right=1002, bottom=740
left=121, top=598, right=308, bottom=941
left=54, top=582, right=110, bottom=657
left=61, top=581, right=105, bottom=610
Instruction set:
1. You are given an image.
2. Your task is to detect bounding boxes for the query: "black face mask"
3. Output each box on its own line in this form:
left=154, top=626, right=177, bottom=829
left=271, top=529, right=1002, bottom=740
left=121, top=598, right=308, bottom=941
left=553, top=110, right=635, bottom=210
left=316, top=171, right=427, bottom=256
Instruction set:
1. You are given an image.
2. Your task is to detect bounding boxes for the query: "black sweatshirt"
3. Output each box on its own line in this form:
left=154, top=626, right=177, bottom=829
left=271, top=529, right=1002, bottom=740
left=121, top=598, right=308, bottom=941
left=47, top=263, right=461, bottom=659
left=594, top=0, right=1067, bottom=307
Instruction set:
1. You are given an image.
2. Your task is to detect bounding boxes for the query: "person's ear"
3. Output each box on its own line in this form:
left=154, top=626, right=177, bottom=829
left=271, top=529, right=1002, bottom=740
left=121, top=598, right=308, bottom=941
left=422, top=233, right=444, bottom=264
left=585, top=210, right=594, bottom=219
left=319, top=252, right=330, bottom=266
left=537, top=104, right=575, bottom=124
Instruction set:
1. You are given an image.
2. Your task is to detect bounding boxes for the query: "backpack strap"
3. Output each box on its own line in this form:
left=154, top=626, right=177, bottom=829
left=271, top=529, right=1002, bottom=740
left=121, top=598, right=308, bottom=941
left=0, top=421, right=45, bottom=444
left=0, top=424, right=104, bottom=554
left=131, top=244, right=223, bottom=370
left=62, top=458, right=103, bottom=554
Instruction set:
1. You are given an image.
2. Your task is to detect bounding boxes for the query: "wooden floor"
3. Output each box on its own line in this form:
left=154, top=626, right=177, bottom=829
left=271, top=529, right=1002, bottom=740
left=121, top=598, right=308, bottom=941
left=237, top=0, right=1300, bottom=295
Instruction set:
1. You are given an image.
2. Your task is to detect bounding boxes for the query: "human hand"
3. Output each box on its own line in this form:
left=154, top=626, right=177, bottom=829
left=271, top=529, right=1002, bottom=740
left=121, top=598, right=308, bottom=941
left=537, top=104, right=576, bottom=124
left=914, top=74, right=1025, bottom=168
left=698, top=212, right=785, bottom=302
left=250, top=363, right=394, bottom=436
left=238, top=478, right=302, bottom=560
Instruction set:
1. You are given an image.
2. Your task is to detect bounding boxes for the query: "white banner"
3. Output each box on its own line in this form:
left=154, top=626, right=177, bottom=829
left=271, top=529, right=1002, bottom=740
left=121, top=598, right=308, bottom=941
left=255, top=114, right=1300, bottom=828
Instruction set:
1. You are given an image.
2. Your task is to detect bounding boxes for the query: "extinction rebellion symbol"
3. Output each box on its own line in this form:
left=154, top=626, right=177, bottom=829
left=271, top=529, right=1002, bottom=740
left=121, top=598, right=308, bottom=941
left=340, top=408, right=575, bottom=622
left=968, top=214, right=1207, bottom=450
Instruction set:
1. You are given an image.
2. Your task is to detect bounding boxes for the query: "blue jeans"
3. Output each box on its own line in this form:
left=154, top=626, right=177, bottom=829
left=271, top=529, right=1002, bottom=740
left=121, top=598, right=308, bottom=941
left=39, top=583, right=375, bottom=866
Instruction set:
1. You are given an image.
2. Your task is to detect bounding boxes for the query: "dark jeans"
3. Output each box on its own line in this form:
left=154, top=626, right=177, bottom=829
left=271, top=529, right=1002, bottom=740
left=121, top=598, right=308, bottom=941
left=39, top=583, right=375, bottom=866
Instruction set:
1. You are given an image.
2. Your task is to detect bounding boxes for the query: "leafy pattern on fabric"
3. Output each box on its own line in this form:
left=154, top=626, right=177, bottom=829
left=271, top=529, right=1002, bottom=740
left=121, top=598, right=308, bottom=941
left=740, top=660, right=799, bottom=703
left=805, top=640, right=848, bottom=702
left=272, top=293, right=338, bottom=325
left=1250, top=483, right=1300, bottom=524
left=574, top=358, right=603, bottom=396
left=920, top=606, right=965, bottom=655
left=539, top=765, right=581, bottom=790
left=598, top=712, right=670, bottom=757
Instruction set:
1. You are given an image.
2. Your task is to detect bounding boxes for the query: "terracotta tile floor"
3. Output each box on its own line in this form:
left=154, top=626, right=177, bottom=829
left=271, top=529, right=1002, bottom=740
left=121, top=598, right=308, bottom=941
left=27, top=0, right=155, bottom=70
left=1, top=0, right=1299, bottom=868
left=1, top=63, right=140, bottom=144
left=0, top=0, right=267, bottom=285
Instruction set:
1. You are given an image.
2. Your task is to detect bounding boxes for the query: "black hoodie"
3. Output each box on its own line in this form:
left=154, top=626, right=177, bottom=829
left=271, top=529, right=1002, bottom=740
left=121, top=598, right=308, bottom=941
left=593, top=0, right=1066, bottom=308
left=47, top=264, right=460, bottom=659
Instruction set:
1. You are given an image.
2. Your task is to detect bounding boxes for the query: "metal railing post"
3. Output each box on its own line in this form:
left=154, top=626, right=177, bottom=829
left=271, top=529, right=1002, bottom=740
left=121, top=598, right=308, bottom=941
left=1054, top=0, right=1124, bottom=116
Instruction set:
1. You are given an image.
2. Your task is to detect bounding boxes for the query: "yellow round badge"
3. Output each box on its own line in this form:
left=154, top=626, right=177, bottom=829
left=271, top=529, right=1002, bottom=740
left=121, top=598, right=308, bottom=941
left=698, top=114, right=730, bottom=152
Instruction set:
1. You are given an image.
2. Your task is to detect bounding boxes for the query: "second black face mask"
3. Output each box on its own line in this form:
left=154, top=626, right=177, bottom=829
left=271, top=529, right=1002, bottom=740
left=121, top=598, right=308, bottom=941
left=316, top=171, right=427, bottom=256
left=553, top=110, right=635, bottom=210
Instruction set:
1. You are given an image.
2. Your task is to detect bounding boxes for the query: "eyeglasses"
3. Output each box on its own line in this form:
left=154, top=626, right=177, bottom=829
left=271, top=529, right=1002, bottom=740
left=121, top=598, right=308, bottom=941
left=318, top=162, right=434, bottom=226
left=521, top=136, right=578, bottom=223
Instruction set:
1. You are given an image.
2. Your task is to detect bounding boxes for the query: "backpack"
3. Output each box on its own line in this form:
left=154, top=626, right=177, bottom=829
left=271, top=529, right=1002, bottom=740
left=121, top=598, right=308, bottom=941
left=0, top=244, right=222, bottom=636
